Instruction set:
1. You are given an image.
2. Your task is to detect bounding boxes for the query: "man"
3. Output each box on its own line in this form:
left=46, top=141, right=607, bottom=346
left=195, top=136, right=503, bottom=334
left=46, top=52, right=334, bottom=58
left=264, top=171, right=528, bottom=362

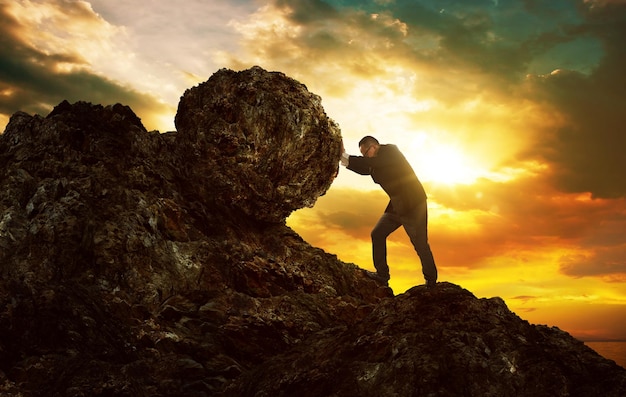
left=340, top=136, right=437, bottom=288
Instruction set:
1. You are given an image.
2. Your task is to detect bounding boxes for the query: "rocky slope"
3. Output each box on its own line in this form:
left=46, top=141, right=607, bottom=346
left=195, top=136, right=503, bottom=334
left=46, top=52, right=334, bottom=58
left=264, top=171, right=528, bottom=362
left=0, top=66, right=624, bottom=397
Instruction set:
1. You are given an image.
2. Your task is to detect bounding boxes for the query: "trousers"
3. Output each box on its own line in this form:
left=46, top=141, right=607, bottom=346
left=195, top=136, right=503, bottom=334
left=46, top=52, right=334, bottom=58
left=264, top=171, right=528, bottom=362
left=371, top=200, right=437, bottom=283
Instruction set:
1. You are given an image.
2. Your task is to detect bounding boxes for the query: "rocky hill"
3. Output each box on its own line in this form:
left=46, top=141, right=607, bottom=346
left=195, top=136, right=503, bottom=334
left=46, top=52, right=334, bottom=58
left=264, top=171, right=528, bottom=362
left=0, top=66, right=624, bottom=397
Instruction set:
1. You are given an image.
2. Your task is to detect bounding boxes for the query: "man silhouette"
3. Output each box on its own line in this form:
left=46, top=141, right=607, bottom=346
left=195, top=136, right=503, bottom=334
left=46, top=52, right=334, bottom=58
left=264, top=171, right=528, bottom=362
left=341, top=136, right=437, bottom=287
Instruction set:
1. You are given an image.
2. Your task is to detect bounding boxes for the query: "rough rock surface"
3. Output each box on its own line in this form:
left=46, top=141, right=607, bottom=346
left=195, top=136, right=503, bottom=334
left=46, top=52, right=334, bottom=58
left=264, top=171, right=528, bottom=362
left=0, top=66, right=624, bottom=397
left=175, top=66, right=341, bottom=222
left=224, top=283, right=625, bottom=397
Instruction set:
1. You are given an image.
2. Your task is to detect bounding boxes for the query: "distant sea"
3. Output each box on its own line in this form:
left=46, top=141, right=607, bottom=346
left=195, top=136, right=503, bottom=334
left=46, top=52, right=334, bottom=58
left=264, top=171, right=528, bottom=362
left=584, top=341, right=626, bottom=368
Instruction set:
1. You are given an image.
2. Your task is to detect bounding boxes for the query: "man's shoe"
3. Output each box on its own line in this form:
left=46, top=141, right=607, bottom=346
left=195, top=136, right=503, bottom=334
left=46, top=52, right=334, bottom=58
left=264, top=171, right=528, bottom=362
left=364, top=270, right=389, bottom=286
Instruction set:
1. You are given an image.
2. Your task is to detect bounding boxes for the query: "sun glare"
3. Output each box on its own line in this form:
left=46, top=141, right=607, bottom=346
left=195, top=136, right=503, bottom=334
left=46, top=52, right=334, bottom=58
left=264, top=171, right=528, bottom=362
left=407, top=135, right=483, bottom=185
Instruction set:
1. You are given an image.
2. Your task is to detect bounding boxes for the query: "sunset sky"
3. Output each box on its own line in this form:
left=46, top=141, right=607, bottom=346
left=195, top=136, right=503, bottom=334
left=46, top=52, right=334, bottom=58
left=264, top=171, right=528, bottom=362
left=1, top=0, right=625, bottom=341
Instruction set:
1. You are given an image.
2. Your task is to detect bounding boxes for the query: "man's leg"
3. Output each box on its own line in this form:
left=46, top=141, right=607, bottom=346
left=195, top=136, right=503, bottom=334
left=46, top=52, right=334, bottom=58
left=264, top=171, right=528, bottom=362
left=401, top=201, right=438, bottom=284
left=371, top=212, right=401, bottom=280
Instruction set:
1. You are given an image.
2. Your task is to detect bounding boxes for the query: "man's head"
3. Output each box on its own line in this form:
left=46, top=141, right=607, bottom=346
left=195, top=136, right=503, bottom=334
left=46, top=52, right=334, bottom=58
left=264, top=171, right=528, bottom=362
left=359, top=136, right=380, bottom=158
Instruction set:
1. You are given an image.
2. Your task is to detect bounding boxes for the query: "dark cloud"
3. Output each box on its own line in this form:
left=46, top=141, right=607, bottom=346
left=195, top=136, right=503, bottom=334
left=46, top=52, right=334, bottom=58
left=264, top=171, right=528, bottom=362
left=510, top=295, right=538, bottom=313
left=558, top=197, right=626, bottom=278
left=0, top=2, right=171, bottom=132
left=559, top=246, right=626, bottom=279
left=265, top=0, right=606, bottom=102
left=276, top=0, right=339, bottom=23
left=524, top=3, right=626, bottom=198
left=511, top=295, right=538, bottom=302
left=429, top=176, right=626, bottom=277
left=432, top=177, right=587, bottom=241
left=436, top=176, right=621, bottom=241
left=297, top=187, right=388, bottom=240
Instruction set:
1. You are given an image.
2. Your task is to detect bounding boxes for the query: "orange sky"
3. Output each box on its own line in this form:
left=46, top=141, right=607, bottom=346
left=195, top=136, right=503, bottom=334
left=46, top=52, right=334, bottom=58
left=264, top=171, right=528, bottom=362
left=1, top=0, right=625, bottom=341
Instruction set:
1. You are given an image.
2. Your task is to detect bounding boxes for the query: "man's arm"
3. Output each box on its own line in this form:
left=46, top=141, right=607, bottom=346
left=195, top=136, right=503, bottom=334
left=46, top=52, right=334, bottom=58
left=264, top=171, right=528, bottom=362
left=339, top=139, right=377, bottom=175
left=345, top=155, right=374, bottom=175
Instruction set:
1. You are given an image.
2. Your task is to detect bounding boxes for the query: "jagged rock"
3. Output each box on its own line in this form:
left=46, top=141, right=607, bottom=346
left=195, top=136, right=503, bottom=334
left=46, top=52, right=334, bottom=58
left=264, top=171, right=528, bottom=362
left=175, top=66, right=342, bottom=222
left=223, top=282, right=626, bottom=397
left=0, top=66, right=624, bottom=397
left=0, top=66, right=386, bottom=397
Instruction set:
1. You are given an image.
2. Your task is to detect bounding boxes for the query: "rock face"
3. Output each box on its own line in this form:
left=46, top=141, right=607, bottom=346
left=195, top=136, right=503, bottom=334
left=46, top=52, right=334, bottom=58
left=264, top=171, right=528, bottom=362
left=175, top=66, right=341, bottom=222
left=224, top=283, right=626, bottom=397
left=0, top=66, right=624, bottom=397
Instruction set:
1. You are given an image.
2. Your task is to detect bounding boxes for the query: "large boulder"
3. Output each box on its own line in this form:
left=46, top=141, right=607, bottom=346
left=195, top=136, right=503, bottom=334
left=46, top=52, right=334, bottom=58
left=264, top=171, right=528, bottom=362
left=175, top=66, right=342, bottom=222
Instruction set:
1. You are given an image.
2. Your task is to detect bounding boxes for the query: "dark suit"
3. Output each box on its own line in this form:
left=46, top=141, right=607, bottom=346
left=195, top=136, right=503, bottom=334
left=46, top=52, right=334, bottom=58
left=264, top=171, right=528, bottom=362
left=348, top=144, right=437, bottom=284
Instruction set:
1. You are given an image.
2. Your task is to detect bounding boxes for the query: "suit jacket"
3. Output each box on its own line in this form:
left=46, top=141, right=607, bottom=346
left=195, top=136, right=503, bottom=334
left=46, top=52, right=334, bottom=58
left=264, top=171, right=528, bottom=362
left=347, top=144, right=427, bottom=215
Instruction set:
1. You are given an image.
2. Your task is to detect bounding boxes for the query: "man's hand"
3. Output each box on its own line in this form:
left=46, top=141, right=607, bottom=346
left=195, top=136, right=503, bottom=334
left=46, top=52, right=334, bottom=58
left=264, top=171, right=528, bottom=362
left=339, top=139, right=349, bottom=167
left=340, top=152, right=350, bottom=167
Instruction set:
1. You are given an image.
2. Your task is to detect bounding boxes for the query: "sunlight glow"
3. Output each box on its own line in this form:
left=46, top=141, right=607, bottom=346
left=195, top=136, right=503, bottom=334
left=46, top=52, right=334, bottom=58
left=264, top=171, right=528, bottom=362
left=1, top=89, right=16, bottom=99
left=407, top=133, right=485, bottom=185
left=145, top=110, right=177, bottom=132
left=8, top=0, right=121, bottom=63
left=479, top=161, right=549, bottom=183
left=0, top=115, right=9, bottom=133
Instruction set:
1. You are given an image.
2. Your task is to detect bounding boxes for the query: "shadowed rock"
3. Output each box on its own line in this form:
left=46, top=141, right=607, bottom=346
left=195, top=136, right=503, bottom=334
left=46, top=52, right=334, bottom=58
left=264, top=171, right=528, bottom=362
left=0, top=66, right=624, bottom=397
left=175, top=66, right=342, bottom=222
left=223, top=282, right=626, bottom=397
